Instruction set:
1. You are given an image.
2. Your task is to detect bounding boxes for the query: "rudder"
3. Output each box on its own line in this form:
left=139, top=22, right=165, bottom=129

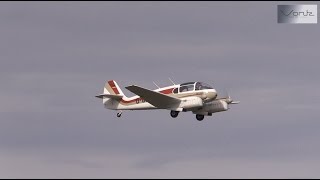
left=104, top=80, right=125, bottom=96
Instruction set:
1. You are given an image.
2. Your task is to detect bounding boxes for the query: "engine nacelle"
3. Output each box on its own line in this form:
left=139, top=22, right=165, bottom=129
left=179, top=96, right=203, bottom=110
left=202, top=100, right=228, bottom=113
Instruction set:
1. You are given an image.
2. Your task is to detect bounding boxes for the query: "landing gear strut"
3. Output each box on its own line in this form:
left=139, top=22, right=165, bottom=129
left=170, top=110, right=179, bottom=118
left=117, top=111, right=122, bottom=118
left=196, top=114, right=204, bottom=121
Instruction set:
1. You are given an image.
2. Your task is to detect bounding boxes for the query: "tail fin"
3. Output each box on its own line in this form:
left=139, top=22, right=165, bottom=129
left=104, top=80, right=126, bottom=97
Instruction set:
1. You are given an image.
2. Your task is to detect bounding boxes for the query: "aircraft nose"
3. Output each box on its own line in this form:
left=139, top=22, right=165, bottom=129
left=206, top=89, right=217, bottom=100
left=212, top=89, right=218, bottom=98
left=212, top=89, right=217, bottom=94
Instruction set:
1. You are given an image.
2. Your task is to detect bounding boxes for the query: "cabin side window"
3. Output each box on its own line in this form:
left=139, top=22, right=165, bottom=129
left=179, top=84, right=194, bottom=92
left=173, top=88, right=178, bottom=94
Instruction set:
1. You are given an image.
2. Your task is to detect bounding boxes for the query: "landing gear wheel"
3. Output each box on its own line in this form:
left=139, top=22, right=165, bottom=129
left=170, top=110, right=179, bottom=118
left=116, top=111, right=122, bottom=118
left=196, top=114, right=204, bottom=121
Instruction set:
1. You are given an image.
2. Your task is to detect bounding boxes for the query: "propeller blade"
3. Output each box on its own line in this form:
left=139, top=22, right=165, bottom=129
left=230, top=101, right=240, bottom=104
left=222, top=88, right=240, bottom=104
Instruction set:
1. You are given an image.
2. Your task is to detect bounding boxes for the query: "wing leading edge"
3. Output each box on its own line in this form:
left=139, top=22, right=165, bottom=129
left=125, top=85, right=181, bottom=109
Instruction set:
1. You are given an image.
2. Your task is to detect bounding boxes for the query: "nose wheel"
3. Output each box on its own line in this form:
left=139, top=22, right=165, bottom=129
left=196, top=114, right=204, bottom=121
left=117, top=111, right=122, bottom=118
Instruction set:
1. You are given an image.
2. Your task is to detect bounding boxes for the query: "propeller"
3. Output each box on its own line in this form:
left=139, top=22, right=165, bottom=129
left=223, top=88, right=240, bottom=104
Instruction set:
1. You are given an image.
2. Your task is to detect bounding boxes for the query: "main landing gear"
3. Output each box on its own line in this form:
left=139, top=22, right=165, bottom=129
left=171, top=111, right=205, bottom=121
left=170, top=110, right=179, bottom=118
left=116, top=111, right=122, bottom=118
left=196, top=114, right=204, bottom=121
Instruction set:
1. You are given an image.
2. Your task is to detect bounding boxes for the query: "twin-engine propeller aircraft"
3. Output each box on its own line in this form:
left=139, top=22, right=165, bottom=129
left=96, top=80, right=239, bottom=121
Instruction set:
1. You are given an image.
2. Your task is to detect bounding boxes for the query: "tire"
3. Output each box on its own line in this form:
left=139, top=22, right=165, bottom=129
left=196, top=114, right=204, bottom=121
left=170, top=111, right=179, bottom=118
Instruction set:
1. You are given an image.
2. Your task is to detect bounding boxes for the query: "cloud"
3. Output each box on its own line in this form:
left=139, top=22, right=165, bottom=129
left=0, top=148, right=319, bottom=178
left=1, top=1, right=320, bottom=178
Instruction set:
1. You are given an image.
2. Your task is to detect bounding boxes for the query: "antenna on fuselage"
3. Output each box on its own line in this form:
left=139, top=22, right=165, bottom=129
left=153, top=81, right=160, bottom=89
left=168, top=78, right=176, bottom=85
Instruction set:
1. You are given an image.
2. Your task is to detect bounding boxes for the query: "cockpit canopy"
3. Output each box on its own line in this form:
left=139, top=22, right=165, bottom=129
left=172, top=82, right=213, bottom=94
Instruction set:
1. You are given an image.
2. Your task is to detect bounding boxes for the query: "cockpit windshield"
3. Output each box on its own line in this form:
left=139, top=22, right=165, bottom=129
left=195, top=82, right=213, bottom=90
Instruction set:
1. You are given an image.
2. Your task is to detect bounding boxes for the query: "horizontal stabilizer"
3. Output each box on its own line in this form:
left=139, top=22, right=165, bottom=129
left=125, top=85, right=181, bottom=109
left=95, top=94, right=123, bottom=99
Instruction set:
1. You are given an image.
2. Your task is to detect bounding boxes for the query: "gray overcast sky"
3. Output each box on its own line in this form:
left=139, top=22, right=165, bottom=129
left=1, top=1, right=320, bottom=178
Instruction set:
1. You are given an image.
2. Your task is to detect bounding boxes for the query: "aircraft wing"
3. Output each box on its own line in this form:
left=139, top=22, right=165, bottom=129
left=125, top=85, right=181, bottom=109
left=95, top=94, right=123, bottom=99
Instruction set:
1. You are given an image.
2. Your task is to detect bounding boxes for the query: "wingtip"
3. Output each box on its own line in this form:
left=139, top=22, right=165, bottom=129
left=125, top=84, right=138, bottom=88
left=125, top=85, right=134, bottom=89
